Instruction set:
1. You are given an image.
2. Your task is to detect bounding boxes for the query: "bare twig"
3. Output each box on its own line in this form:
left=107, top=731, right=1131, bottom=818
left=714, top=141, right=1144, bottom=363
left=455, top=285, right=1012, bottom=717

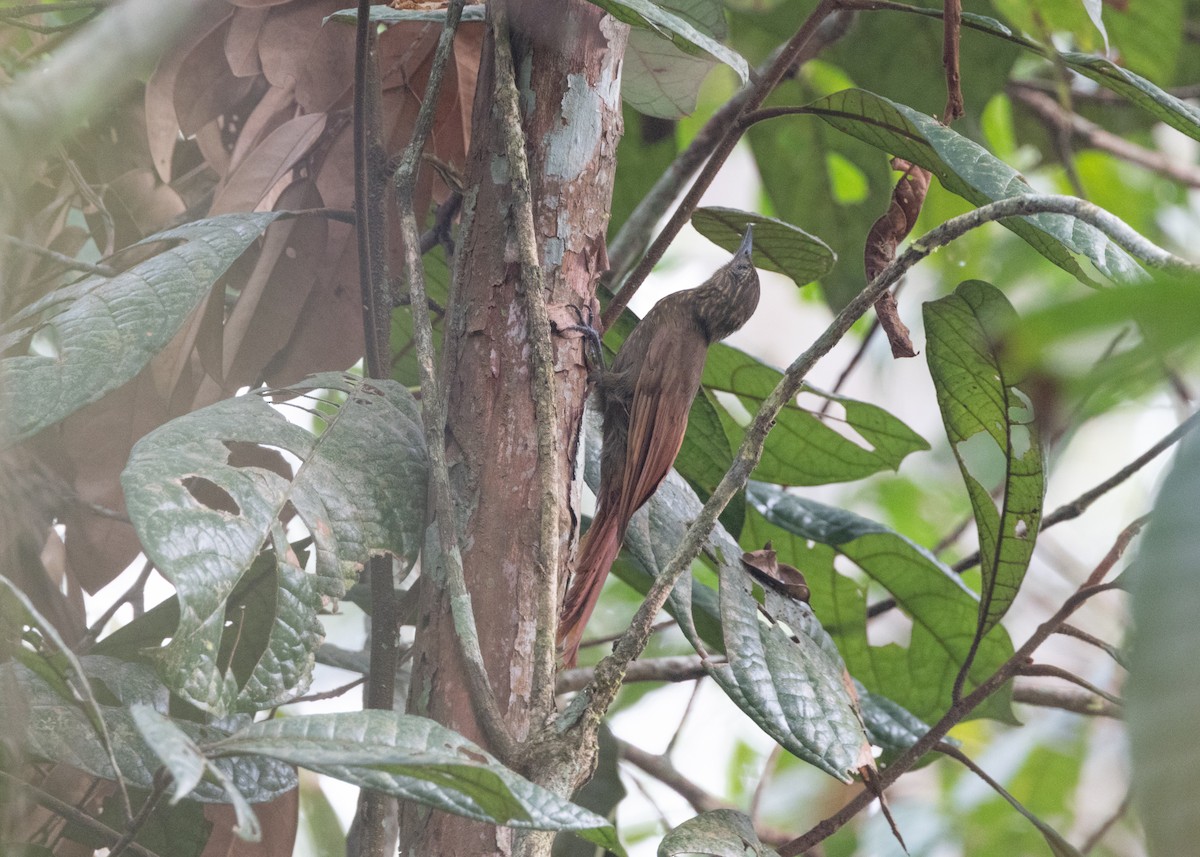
left=1017, top=662, right=1122, bottom=706
left=1017, top=672, right=1118, bottom=715
left=1011, top=84, right=1200, bottom=188
left=1012, top=681, right=1121, bottom=717
left=1056, top=622, right=1127, bottom=667
left=941, top=0, right=964, bottom=122
left=352, top=0, right=390, bottom=380
left=2, top=234, right=116, bottom=277
left=556, top=654, right=710, bottom=694
left=0, top=771, right=163, bottom=857
left=390, top=0, right=516, bottom=761
left=106, top=770, right=169, bottom=857
left=936, top=742, right=1078, bottom=848
left=78, top=559, right=154, bottom=650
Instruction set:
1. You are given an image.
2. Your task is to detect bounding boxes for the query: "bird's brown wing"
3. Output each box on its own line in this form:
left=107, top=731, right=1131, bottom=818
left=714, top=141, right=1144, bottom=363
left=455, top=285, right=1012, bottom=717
left=612, top=324, right=708, bottom=527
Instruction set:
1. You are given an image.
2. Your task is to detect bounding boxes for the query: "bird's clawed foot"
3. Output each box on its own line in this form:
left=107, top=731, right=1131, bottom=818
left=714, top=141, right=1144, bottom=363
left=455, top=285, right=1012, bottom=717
left=551, top=301, right=605, bottom=372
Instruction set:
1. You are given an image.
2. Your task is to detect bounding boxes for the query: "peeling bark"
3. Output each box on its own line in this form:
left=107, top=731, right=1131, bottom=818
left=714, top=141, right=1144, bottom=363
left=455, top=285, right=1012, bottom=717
left=402, top=3, right=626, bottom=854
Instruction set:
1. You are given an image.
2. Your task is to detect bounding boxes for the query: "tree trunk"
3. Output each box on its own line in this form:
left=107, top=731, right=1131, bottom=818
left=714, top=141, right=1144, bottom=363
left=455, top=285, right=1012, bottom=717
left=401, top=3, right=627, bottom=854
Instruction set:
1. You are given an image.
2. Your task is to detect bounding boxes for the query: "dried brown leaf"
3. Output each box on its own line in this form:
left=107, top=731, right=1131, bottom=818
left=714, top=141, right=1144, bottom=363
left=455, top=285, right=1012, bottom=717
left=223, top=182, right=328, bottom=387
left=102, top=170, right=187, bottom=239
left=144, top=3, right=232, bottom=182
left=741, top=543, right=810, bottom=603
left=226, top=6, right=269, bottom=77
left=227, top=85, right=299, bottom=175
left=211, top=112, right=327, bottom=214
left=258, top=0, right=355, bottom=113
left=174, top=18, right=254, bottom=137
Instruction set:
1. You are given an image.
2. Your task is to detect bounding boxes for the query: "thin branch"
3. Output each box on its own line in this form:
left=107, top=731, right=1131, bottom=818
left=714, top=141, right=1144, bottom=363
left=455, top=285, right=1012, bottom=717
left=1056, top=622, right=1128, bottom=668
left=556, top=654, right=710, bottom=694
left=602, top=0, right=840, bottom=328
left=947, top=412, right=1197, bottom=575
left=2, top=234, right=116, bottom=277
left=940, top=0, right=964, bottom=122
left=618, top=740, right=793, bottom=846
left=288, top=677, right=367, bottom=705
left=1017, top=662, right=1122, bottom=706
left=618, top=739, right=726, bottom=814
left=78, top=558, right=154, bottom=650
left=107, top=770, right=169, bottom=857
left=1011, top=84, right=1200, bottom=188
left=352, top=3, right=399, bottom=850
left=1013, top=680, right=1122, bottom=717
left=490, top=0, right=562, bottom=715
left=936, top=742, right=1079, bottom=848
left=352, top=0, right=390, bottom=379
left=391, top=0, right=516, bottom=761
left=0, top=771, right=163, bottom=857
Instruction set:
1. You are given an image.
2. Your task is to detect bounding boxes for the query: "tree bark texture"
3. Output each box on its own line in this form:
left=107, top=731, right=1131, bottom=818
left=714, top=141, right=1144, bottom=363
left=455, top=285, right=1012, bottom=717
left=402, top=3, right=627, bottom=854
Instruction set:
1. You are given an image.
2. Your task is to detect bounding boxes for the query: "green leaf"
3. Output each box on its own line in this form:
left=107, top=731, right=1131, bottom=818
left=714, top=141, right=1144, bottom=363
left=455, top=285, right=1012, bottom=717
left=677, top=389, right=746, bottom=537
left=1, top=658, right=295, bottom=804
left=741, top=73, right=894, bottom=309
left=131, top=705, right=262, bottom=841
left=120, top=372, right=428, bottom=715
left=703, top=343, right=929, bottom=486
left=691, top=207, right=836, bottom=288
left=808, top=89, right=1145, bottom=286
left=659, top=809, right=779, bottom=856
left=1128, top=432, right=1200, bottom=857
left=623, top=33, right=715, bottom=119
left=210, top=711, right=623, bottom=852
left=745, top=484, right=1016, bottom=723
left=0, top=212, right=284, bottom=445
left=585, top=0, right=749, bottom=84
left=708, top=548, right=873, bottom=782
left=924, top=281, right=1044, bottom=641
left=130, top=704, right=206, bottom=802
left=1061, top=52, right=1200, bottom=143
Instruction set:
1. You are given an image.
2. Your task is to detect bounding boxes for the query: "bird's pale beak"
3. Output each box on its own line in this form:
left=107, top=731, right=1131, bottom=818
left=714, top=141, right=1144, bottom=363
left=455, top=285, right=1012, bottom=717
left=737, top=224, right=754, bottom=259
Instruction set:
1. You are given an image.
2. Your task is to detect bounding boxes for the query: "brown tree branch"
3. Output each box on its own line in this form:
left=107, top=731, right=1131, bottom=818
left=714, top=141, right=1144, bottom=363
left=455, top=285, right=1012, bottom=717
left=1010, top=84, right=1200, bottom=188
left=1012, top=681, right=1122, bottom=717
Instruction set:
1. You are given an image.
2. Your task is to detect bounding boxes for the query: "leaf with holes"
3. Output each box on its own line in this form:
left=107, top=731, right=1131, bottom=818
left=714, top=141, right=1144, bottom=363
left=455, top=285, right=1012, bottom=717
left=121, top=372, right=427, bottom=715
left=925, top=281, right=1044, bottom=672
left=808, top=89, right=1144, bottom=286
left=0, top=212, right=284, bottom=446
left=692, top=207, right=836, bottom=288
left=209, top=711, right=624, bottom=853
left=703, top=344, right=929, bottom=486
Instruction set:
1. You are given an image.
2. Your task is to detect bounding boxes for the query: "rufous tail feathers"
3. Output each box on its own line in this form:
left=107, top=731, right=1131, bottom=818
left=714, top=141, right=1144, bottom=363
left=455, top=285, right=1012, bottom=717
left=558, top=505, right=624, bottom=667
